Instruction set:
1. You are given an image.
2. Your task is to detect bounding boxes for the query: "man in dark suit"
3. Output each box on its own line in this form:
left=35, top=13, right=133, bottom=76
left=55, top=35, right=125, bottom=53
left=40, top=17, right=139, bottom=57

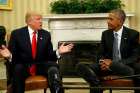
left=76, top=9, right=139, bottom=93
left=0, top=11, right=73, bottom=93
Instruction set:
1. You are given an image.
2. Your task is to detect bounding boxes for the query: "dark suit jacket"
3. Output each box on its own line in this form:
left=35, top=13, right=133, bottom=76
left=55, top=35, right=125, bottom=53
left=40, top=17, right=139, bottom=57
left=99, top=26, right=139, bottom=65
left=8, top=26, right=57, bottom=64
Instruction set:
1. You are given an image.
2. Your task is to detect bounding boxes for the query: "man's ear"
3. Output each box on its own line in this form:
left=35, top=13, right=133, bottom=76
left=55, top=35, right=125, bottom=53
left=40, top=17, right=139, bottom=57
left=26, top=18, right=33, bottom=25
left=28, top=21, right=32, bottom=25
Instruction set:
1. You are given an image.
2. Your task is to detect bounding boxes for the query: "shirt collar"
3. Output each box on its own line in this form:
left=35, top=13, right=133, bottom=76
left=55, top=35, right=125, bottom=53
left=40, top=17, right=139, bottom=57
left=28, top=26, right=35, bottom=35
left=113, top=26, right=123, bottom=37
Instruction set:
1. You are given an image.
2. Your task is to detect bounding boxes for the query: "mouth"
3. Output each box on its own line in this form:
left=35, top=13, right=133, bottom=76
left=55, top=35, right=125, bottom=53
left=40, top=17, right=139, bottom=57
left=108, top=24, right=113, bottom=28
left=108, top=23, right=112, bottom=27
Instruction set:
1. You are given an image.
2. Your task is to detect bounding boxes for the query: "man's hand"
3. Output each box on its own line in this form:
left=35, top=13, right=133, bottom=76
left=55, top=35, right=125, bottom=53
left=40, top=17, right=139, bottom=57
left=0, top=45, right=11, bottom=59
left=100, top=59, right=112, bottom=71
left=58, top=42, right=74, bottom=54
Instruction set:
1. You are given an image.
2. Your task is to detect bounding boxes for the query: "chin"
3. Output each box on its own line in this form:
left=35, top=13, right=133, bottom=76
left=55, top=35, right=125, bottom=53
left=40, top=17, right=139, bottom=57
left=38, top=27, right=42, bottom=30
left=108, top=28, right=114, bottom=31
left=108, top=25, right=111, bottom=29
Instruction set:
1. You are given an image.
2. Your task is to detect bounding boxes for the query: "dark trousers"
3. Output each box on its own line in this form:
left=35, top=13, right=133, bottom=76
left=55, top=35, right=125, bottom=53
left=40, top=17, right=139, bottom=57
left=133, top=62, right=140, bottom=93
left=76, top=62, right=134, bottom=93
left=11, top=62, right=64, bottom=93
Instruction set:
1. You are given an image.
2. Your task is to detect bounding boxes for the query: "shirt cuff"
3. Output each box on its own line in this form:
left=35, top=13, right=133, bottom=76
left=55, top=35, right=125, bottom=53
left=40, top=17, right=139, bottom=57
left=56, top=50, right=61, bottom=58
left=6, top=54, right=12, bottom=62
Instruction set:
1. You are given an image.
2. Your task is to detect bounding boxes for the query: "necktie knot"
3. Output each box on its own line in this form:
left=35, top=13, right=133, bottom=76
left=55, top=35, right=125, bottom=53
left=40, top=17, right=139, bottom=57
left=114, top=33, right=118, bottom=38
left=33, top=31, right=36, bottom=35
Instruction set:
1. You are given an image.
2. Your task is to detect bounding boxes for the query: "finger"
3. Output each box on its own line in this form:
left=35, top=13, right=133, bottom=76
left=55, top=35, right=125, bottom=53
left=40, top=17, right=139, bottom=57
left=60, top=42, right=65, bottom=46
left=99, top=62, right=103, bottom=65
left=66, top=43, right=74, bottom=47
left=100, top=64, right=105, bottom=69
left=101, top=64, right=108, bottom=70
left=101, top=61, right=106, bottom=65
left=69, top=43, right=74, bottom=46
left=101, top=66, right=106, bottom=70
left=66, top=43, right=74, bottom=50
left=1, top=45, right=6, bottom=49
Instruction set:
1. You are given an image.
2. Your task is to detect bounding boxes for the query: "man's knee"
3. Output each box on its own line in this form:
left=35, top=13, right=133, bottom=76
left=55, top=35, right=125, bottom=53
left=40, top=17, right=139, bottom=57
left=133, top=63, right=140, bottom=74
left=48, top=66, right=61, bottom=81
left=14, top=64, right=25, bottom=73
left=48, top=66, right=59, bottom=74
left=76, top=63, right=86, bottom=70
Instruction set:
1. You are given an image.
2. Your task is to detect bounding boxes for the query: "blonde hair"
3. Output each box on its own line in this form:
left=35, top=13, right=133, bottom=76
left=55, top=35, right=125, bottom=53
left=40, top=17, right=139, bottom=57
left=25, top=11, right=42, bottom=24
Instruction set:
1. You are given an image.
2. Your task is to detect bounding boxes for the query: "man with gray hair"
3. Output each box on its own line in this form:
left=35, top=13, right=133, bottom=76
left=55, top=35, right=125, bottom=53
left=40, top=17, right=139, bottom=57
left=76, top=9, right=139, bottom=93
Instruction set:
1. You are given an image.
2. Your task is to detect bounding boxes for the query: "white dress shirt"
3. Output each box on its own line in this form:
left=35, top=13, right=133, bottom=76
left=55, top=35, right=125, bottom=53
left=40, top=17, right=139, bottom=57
left=28, top=26, right=38, bottom=44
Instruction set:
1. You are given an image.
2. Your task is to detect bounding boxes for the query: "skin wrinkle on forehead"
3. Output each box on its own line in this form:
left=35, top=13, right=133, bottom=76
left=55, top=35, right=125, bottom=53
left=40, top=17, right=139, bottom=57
left=110, top=12, right=124, bottom=24
left=110, top=13, right=121, bottom=21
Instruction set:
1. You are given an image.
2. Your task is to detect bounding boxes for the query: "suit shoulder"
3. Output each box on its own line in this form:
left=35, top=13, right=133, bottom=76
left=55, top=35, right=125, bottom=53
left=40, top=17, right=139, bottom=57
left=39, top=29, right=50, bottom=34
left=12, top=26, right=27, bottom=31
left=123, top=27, right=139, bottom=39
left=102, top=29, right=111, bottom=35
left=11, top=26, right=27, bottom=35
left=41, top=29, right=50, bottom=33
left=124, top=26, right=139, bottom=34
left=39, top=29, right=51, bottom=38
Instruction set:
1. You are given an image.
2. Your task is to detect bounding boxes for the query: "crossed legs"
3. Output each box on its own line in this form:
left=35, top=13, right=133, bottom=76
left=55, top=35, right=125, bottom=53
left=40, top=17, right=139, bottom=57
left=76, top=62, right=134, bottom=93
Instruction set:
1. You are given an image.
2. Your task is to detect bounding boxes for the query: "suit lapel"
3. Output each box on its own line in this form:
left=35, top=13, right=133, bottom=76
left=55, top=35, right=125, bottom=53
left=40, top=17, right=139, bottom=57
left=24, top=27, right=32, bottom=58
left=108, top=30, right=114, bottom=52
left=120, top=27, right=128, bottom=53
left=36, top=30, right=43, bottom=58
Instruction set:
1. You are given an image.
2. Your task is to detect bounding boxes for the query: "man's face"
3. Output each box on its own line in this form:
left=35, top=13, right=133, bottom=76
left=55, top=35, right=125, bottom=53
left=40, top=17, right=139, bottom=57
left=107, top=13, right=122, bottom=31
left=29, top=15, right=42, bottom=31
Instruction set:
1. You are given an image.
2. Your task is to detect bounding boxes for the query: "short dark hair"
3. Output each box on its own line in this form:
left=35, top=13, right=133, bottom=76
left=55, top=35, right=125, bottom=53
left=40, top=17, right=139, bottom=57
left=110, top=9, right=126, bottom=23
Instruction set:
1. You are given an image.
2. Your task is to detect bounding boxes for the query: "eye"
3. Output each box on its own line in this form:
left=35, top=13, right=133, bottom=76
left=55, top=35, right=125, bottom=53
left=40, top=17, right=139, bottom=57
left=108, top=17, right=113, bottom=20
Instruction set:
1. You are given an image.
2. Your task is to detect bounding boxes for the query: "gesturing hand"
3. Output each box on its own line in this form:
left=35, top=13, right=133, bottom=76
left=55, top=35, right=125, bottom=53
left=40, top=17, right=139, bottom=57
left=58, top=42, right=74, bottom=54
left=0, top=45, right=11, bottom=59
